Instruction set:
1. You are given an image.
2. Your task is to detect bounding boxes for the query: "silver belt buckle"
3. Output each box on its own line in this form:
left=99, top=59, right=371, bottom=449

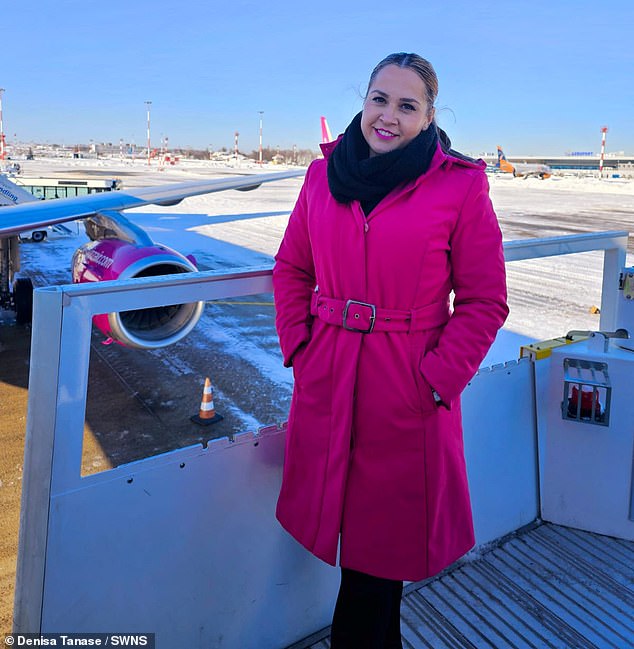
left=342, top=299, right=376, bottom=333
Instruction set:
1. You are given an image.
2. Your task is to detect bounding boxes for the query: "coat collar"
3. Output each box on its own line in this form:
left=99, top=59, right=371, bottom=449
left=438, top=143, right=487, bottom=172
left=320, top=135, right=485, bottom=173
left=319, top=136, right=342, bottom=160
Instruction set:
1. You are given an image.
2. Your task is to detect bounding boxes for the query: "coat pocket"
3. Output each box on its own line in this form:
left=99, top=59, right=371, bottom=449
left=410, top=329, right=442, bottom=415
left=291, top=342, right=309, bottom=384
left=413, top=359, right=438, bottom=414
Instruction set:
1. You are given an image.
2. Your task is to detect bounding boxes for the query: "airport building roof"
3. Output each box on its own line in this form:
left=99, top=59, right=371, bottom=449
left=481, top=153, right=634, bottom=170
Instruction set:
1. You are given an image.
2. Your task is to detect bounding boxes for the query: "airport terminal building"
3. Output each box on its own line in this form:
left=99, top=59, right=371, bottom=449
left=481, top=152, right=634, bottom=176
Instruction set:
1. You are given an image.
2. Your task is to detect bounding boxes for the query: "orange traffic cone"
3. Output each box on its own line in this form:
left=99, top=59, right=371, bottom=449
left=191, top=377, right=224, bottom=426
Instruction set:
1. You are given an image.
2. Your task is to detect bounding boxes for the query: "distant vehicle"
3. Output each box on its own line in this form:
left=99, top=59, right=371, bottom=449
left=18, top=222, right=78, bottom=243
left=497, top=146, right=552, bottom=179
left=9, top=176, right=120, bottom=242
left=12, top=176, right=122, bottom=199
left=3, top=162, right=21, bottom=175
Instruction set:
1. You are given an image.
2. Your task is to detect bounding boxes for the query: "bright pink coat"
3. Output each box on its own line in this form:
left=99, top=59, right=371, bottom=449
left=273, top=140, right=508, bottom=581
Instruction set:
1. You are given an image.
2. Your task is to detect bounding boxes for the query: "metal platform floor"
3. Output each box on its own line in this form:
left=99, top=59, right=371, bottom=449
left=299, top=522, right=634, bottom=649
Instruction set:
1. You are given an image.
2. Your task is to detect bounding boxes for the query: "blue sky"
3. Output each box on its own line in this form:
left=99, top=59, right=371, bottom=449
left=3, top=1, right=633, bottom=156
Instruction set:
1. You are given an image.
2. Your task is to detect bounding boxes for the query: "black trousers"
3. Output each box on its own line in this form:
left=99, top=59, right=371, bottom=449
left=330, top=568, right=404, bottom=649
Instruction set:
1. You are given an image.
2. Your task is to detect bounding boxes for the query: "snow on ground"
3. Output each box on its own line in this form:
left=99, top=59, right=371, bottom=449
left=485, top=173, right=633, bottom=361
left=11, top=157, right=634, bottom=370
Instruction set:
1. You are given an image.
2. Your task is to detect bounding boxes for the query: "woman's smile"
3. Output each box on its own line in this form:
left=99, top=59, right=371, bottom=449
left=374, top=128, right=398, bottom=140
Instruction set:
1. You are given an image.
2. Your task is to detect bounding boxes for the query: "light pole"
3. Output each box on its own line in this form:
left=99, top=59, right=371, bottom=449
left=599, top=126, right=608, bottom=178
left=145, top=100, right=152, bottom=165
left=0, top=88, right=6, bottom=161
left=258, top=111, right=264, bottom=165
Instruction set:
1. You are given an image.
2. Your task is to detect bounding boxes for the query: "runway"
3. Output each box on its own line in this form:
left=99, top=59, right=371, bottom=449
left=1, top=158, right=633, bottom=632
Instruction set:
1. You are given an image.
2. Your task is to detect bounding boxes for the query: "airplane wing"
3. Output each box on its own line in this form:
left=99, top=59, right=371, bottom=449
left=0, top=169, right=304, bottom=238
left=0, top=173, right=40, bottom=206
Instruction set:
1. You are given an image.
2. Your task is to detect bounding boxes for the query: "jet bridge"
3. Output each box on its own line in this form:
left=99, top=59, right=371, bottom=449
left=12, top=231, right=632, bottom=648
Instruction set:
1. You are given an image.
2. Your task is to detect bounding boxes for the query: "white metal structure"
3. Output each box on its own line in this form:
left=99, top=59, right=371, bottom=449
left=13, top=232, right=632, bottom=648
left=11, top=176, right=122, bottom=199
left=540, top=334, right=634, bottom=540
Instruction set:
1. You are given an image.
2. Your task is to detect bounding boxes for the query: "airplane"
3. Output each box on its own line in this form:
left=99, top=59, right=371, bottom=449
left=496, top=145, right=552, bottom=179
left=0, top=167, right=304, bottom=348
left=320, top=116, right=333, bottom=144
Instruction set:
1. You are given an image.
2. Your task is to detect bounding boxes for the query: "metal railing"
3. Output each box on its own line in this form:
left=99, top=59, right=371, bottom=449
left=502, top=230, right=628, bottom=331
left=13, top=230, right=630, bottom=640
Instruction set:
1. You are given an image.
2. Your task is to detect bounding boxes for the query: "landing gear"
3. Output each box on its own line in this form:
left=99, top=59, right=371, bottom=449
left=31, top=230, right=47, bottom=243
left=13, top=277, right=34, bottom=325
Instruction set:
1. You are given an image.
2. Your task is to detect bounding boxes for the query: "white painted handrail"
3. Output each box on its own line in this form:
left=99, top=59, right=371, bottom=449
left=503, top=230, right=628, bottom=331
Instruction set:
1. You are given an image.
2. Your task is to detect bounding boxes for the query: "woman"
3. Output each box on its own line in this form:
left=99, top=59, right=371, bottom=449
left=273, top=52, right=508, bottom=648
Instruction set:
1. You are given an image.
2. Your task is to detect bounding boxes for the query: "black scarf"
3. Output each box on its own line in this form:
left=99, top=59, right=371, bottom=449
left=327, top=111, right=439, bottom=215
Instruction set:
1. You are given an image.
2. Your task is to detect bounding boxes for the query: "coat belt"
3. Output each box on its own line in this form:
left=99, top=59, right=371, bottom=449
left=310, top=293, right=450, bottom=333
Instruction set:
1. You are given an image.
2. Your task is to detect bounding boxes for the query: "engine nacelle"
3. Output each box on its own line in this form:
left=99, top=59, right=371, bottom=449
left=72, top=239, right=204, bottom=349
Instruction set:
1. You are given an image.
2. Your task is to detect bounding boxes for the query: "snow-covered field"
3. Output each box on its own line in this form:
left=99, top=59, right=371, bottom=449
left=488, top=172, right=633, bottom=358
left=14, top=156, right=634, bottom=348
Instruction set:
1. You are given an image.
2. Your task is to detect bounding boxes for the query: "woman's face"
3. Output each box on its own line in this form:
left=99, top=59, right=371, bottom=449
left=361, top=65, right=435, bottom=158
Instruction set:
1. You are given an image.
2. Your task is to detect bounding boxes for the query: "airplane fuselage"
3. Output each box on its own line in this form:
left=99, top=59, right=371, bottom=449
left=497, top=146, right=552, bottom=179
